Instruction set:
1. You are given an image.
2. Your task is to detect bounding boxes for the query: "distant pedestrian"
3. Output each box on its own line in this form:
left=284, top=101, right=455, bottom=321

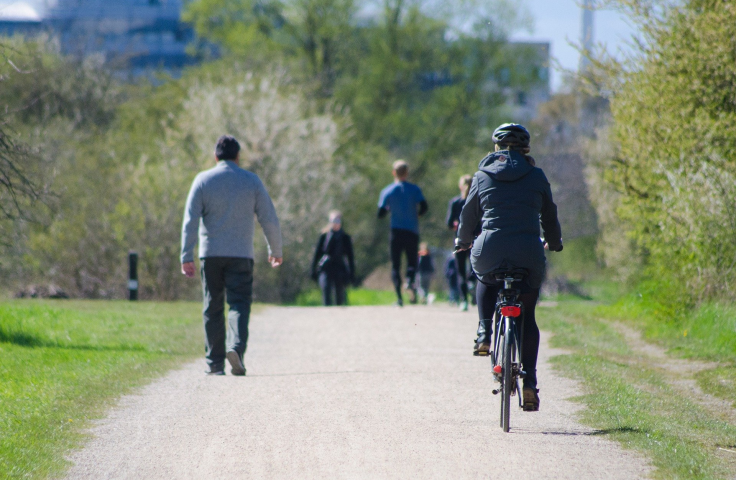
left=444, top=256, right=460, bottom=304
left=377, top=160, right=428, bottom=306
left=311, top=211, right=355, bottom=306
left=446, top=174, right=478, bottom=311
left=417, top=242, right=435, bottom=304
left=181, top=135, right=283, bottom=376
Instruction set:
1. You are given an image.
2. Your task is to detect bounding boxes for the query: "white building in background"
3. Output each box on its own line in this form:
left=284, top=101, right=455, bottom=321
left=0, top=2, right=43, bottom=35
left=0, top=0, right=193, bottom=75
left=507, top=41, right=551, bottom=121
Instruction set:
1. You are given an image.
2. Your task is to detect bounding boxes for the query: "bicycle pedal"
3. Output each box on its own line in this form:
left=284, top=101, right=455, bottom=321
left=492, top=389, right=500, bottom=395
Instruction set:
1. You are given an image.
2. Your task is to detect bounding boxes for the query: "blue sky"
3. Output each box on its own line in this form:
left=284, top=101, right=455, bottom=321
left=511, top=0, right=636, bottom=91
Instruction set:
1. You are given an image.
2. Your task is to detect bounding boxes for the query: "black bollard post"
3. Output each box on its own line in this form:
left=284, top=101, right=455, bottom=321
left=128, top=251, right=139, bottom=301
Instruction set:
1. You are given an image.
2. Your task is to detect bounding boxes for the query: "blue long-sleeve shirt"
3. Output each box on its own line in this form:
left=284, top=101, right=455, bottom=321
left=181, top=161, right=283, bottom=263
left=377, top=181, right=426, bottom=234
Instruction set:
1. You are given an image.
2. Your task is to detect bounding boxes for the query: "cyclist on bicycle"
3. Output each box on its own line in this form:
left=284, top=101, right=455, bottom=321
left=455, top=123, right=562, bottom=411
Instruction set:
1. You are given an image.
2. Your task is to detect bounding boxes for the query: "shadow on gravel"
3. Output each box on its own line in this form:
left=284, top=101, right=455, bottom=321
left=512, top=426, right=647, bottom=436
left=247, top=370, right=375, bottom=377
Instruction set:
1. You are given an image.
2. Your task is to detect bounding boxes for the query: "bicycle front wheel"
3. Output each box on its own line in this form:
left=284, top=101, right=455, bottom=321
left=502, top=317, right=513, bottom=432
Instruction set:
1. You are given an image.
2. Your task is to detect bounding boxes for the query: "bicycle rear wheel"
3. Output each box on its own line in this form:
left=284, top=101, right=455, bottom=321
left=502, top=317, right=513, bottom=432
left=498, top=333, right=505, bottom=428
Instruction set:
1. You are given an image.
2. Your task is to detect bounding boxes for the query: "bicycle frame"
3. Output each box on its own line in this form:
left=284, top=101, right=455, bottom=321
left=490, top=274, right=526, bottom=431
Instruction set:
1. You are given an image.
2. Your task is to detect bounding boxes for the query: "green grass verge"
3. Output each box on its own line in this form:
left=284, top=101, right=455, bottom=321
left=0, top=300, right=204, bottom=479
left=698, top=367, right=736, bottom=410
left=597, top=290, right=736, bottom=410
left=538, top=299, right=736, bottom=480
left=291, top=288, right=397, bottom=306
left=598, top=293, right=736, bottom=363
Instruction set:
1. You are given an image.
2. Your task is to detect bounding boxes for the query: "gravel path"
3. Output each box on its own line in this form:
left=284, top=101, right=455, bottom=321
left=66, top=305, right=652, bottom=479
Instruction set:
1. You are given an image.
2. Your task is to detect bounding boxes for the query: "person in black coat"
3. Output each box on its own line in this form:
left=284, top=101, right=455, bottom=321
left=456, top=123, right=563, bottom=411
left=446, top=174, right=477, bottom=311
left=444, top=255, right=460, bottom=304
left=311, top=211, right=355, bottom=306
left=416, top=242, right=435, bottom=304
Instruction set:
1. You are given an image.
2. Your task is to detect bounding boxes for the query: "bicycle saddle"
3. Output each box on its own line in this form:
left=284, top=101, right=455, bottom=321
left=492, top=268, right=528, bottom=282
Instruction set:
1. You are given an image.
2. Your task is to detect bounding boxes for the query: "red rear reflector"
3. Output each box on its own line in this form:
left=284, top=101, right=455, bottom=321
left=501, top=306, right=521, bottom=317
left=493, top=365, right=502, bottom=374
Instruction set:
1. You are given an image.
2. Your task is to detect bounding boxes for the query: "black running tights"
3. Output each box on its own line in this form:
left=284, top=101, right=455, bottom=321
left=389, top=229, right=419, bottom=301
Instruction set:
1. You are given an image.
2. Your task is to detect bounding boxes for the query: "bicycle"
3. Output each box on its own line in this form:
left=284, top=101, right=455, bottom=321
left=489, top=268, right=528, bottom=432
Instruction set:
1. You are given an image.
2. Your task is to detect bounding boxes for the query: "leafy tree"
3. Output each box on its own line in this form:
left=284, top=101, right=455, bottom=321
left=0, top=42, right=51, bottom=230
left=183, top=0, right=356, bottom=94
left=593, top=0, right=736, bottom=301
left=186, top=0, right=545, bottom=253
left=0, top=39, right=125, bottom=294
left=1, top=0, right=549, bottom=299
left=157, top=64, right=347, bottom=301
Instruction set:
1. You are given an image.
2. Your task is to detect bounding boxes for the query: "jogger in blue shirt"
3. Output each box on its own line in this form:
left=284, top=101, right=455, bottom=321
left=377, top=160, right=428, bottom=306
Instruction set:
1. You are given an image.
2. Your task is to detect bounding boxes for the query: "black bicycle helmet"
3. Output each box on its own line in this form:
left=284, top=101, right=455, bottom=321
left=492, top=123, right=530, bottom=148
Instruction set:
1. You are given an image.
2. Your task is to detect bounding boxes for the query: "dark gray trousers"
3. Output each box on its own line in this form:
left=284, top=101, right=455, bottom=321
left=318, top=271, right=347, bottom=306
left=201, top=257, right=254, bottom=370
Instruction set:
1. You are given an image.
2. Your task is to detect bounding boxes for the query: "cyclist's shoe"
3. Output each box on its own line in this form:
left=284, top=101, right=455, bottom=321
left=474, top=318, right=492, bottom=355
left=205, top=365, right=225, bottom=376
left=473, top=341, right=490, bottom=356
left=459, top=301, right=468, bottom=312
left=522, top=387, right=540, bottom=411
left=226, top=350, right=246, bottom=376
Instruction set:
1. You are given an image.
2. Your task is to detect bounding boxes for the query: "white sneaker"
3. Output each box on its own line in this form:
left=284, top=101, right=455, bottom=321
left=460, top=301, right=468, bottom=312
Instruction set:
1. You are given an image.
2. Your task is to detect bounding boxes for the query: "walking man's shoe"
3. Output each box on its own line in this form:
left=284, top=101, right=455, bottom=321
left=226, top=350, right=246, bottom=376
left=522, top=387, right=540, bottom=411
left=205, top=366, right=225, bottom=376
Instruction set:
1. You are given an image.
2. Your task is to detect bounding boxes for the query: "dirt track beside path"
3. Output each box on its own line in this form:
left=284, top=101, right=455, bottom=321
left=66, top=305, right=652, bottom=479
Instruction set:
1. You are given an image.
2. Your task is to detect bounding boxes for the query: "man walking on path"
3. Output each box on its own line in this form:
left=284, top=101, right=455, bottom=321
left=377, top=160, right=428, bottom=306
left=181, top=135, right=283, bottom=376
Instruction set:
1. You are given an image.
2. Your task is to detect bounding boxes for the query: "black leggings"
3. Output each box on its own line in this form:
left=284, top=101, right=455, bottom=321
left=390, top=229, right=419, bottom=301
left=454, top=249, right=476, bottom=303
left=477, top=280, right=540, bottom=387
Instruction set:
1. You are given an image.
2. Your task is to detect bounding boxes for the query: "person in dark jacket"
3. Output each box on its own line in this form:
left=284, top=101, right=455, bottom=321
left=444, top=255, right=460, bottom=305
left=416, top=242, right=435, bottom=304
left=311, top=211, right=355, bottom=306
left=446, top=174, right=477, bottom=311
left=456, top=123, right=563, bottom=412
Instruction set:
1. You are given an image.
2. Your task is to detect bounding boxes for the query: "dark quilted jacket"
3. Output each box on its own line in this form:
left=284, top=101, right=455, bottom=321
left=456, top=150, right=562, bottom=288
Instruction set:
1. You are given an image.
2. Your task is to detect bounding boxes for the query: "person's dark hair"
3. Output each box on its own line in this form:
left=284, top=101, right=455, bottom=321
left=492, top=123, right=530, bottom=149
left=215, top=135, right=241, bottom=160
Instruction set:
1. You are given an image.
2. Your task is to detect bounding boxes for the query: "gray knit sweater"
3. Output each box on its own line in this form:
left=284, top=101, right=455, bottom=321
left=181, top=161, right=283, bottom=263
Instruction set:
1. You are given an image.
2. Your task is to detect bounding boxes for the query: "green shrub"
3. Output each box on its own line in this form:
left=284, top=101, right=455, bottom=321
left=597, top=1, right=736, bottom=302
